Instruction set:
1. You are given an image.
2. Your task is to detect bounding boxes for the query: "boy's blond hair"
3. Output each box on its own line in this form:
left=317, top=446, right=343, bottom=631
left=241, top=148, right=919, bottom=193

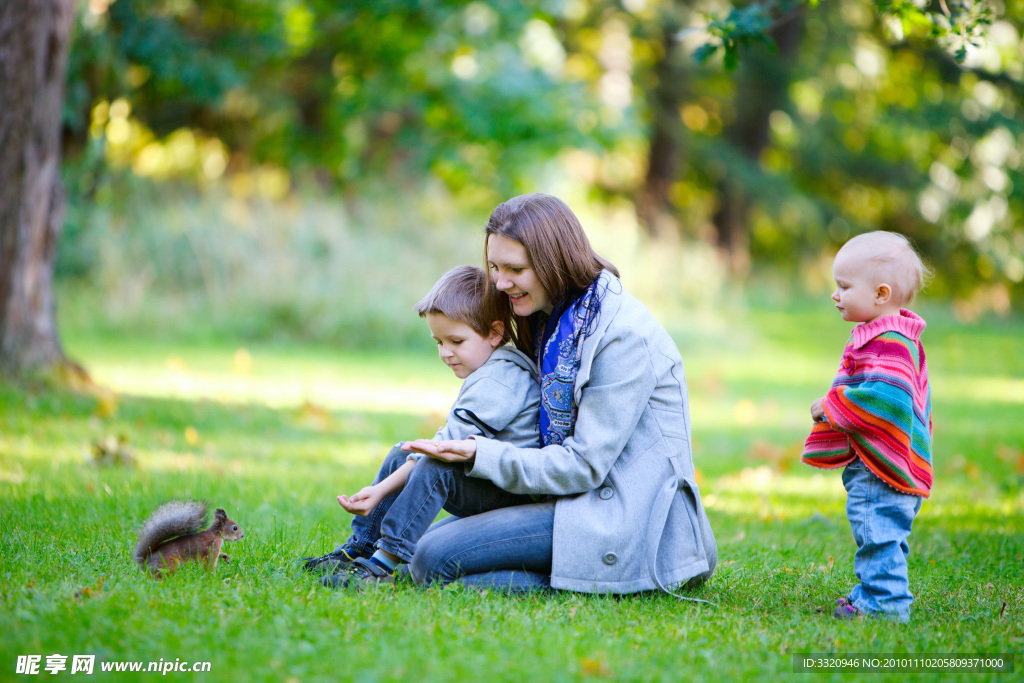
left=416, top=265, right=511, bottom=344
left=839, top=231, right=932, bottom=306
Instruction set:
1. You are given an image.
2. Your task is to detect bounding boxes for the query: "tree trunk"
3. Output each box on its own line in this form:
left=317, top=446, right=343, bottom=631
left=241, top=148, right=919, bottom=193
left=636, top=7, right=688, bottom=239
left=0, top=0, right=75, bottom=377
left=712, top=12, right=804, bottom=275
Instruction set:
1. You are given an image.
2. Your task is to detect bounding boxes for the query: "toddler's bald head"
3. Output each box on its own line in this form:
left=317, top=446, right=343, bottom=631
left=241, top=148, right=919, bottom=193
left=836, top=232, right=929, bottom=307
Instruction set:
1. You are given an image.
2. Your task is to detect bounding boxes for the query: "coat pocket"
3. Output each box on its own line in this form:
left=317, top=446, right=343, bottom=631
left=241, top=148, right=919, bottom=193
left=651, top=406, right=688, bottom=439
left=616, top=408, right=661, bottom=471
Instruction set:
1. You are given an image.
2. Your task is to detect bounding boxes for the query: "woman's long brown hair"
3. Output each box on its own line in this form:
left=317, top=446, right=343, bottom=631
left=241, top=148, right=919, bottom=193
left=484, top=193, right=617, bottom=358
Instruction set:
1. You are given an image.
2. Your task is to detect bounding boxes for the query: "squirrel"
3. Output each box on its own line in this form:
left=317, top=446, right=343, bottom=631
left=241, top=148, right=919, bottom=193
left=133, top=500, right=244, bottom=578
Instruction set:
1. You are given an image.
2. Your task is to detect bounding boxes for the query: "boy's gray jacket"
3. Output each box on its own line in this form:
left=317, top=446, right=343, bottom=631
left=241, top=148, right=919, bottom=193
left=470, top=272, right=718, bottom=594
left=427, top=346, right=541, bottom=449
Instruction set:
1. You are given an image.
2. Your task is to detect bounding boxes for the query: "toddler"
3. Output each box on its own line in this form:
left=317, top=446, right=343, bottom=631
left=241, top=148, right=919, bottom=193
left=302, top=265, right=540, bottom=588
left=802, top=231, right=933, bottom=622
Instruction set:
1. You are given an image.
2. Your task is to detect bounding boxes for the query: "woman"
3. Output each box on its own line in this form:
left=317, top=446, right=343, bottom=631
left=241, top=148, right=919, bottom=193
left=404, top=193, right=717, bottom=596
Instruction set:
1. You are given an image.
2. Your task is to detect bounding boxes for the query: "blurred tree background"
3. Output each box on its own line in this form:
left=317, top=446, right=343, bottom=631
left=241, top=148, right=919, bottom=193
left=52, top=0, right=1024, bottom=350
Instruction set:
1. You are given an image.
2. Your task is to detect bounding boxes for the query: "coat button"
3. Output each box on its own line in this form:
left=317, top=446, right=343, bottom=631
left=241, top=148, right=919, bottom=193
left=599, top=487, right=613, bottom=500
left=603, top=552, right=617, bottom=565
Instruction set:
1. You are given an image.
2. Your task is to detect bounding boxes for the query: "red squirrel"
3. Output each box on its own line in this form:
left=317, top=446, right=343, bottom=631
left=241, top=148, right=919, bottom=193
left=133, top=500, right=244, bottom=578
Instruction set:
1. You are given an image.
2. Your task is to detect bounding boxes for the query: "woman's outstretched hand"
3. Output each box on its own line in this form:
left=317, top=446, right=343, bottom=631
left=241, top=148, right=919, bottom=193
left=402, top=438, right=477, bottom=463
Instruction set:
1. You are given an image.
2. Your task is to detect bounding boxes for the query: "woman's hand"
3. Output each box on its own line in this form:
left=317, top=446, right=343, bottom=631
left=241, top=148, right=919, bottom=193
left=402, top=438, right=477, bottom=463
left=337, top=485, right=385, bottom=516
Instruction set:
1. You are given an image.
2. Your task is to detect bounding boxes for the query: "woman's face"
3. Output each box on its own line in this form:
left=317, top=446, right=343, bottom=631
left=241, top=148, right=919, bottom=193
left=486, top=234, right=553, bottom=316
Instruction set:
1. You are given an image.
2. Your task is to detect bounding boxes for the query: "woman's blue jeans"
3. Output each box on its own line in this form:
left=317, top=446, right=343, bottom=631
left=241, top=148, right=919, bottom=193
left=410, top=502, right=554, bottom=591
left=842, top=458, right=923, bottom=622
left=340, top=446, right=549, bottom=583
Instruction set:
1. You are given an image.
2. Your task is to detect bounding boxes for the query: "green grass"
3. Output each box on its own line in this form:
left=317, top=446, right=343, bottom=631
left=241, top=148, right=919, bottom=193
left=2, top=298, right=1022, bottom=682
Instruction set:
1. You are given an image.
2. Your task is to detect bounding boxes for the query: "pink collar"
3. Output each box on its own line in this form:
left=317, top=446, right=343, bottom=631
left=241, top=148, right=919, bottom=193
left=850, top=309, right=926, bottom=349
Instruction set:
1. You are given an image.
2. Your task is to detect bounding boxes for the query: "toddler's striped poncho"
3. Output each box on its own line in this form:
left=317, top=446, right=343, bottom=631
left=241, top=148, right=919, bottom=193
left=802, top=309, right=933, bottom=497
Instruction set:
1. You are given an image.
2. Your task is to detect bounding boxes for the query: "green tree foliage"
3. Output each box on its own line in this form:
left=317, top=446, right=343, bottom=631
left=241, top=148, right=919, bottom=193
left=679, top=0, right=1023, bottom=309
left=696, top=0, right=994, bottom=68
left=61, top=0, right=1024, bottom=313
left=66, top=0, right=606, bottom=201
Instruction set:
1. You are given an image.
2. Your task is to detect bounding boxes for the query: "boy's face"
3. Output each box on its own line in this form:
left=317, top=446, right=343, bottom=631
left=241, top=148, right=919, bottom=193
left=426, top=313, right=502, bottom=380
left=831, top=249, right=884, bottom=323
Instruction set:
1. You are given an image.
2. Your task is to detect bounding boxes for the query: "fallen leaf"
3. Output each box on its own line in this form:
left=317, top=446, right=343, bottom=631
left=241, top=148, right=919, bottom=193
left=92, top=388, right=120, bottom=418
left=74, top=577, right=104, bottom=600
left=297, top=401, right=334, bottom=431
left=580, top=659, right=610, bottom=678
left=995, top=444, right=1020, bottom=463
left=89, top=434, right=136, bottom=467
left=233, top=348, right=252, bottom=374
left=735, top=399, right=758, bottom=425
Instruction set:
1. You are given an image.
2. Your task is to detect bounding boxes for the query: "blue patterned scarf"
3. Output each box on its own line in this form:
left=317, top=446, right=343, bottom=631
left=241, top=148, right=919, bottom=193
left=537, top=278, right=605, bottom=447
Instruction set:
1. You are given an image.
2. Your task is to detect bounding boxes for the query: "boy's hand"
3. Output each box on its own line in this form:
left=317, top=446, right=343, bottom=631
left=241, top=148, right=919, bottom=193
left=402, top=438, right=477, bottom=463
left=810, top=398, right=826, bottom=422
left=337, top=485, right=384, bottom=516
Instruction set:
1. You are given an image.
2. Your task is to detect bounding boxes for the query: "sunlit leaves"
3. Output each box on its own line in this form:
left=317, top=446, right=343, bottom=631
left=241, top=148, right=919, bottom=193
left=68, top=0, right=606, bottom=202
left=694, top=0, right=995, bottom=67
left=692, top=0, right=807, bottom=70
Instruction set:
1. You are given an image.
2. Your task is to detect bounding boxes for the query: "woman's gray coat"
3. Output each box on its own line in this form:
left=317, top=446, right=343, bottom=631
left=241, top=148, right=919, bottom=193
left=469, top=272, right=717, bottom=594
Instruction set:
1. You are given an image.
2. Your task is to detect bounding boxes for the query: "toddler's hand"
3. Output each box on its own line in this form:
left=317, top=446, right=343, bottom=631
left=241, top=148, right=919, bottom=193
left=337, top=485, right=383, bottom=517
left=810, top=398, right=826, bottom=422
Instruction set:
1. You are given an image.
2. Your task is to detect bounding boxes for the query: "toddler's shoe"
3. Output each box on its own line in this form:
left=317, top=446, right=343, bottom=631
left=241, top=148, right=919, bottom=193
left=300, top=546, right=360, bottom=574
left=833, top=597, right=861, bottom=620
left=320, top=557, right=395, bottom=590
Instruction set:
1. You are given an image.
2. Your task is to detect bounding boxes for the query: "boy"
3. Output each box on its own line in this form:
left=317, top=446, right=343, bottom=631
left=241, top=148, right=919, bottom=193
left=802, top=231, right=933, bottom=622
left=302, top=265, right=540, bottom=587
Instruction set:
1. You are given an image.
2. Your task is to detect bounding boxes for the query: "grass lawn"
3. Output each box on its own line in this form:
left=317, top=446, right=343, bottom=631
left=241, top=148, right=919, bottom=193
left=1, top=298, right=1021, bottom=682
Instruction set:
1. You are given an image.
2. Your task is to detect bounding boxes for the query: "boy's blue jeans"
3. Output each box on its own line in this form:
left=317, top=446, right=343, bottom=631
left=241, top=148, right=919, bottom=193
left=842, top=458, right=923, bottom=622
left=339, top=445, right=535, bottom=565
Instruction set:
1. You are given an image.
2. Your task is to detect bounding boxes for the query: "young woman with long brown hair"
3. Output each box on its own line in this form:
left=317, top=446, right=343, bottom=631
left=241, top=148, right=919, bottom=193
left=403, top=194, right=717, bottom=597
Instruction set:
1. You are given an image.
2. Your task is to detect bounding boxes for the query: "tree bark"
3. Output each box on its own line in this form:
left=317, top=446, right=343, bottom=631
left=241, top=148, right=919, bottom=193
left=0, top=0, right=75, bottom=377
left=636, top=7, right=688, bottom=239
left=712, top=11, right=804, bottom=275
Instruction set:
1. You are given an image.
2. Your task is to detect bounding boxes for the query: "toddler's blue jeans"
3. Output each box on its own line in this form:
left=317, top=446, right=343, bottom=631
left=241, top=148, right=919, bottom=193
left=339, top=445, right=536, bottom=568
left=842, top=458, right=923, bottom=622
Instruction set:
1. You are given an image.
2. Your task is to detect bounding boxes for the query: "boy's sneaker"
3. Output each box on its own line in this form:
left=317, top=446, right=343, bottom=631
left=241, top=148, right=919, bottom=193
left=300, top=546, right=359, bottom=574
left=319, top=557, right=395, bottom=590
left=833, top=597, right=861, bottom=619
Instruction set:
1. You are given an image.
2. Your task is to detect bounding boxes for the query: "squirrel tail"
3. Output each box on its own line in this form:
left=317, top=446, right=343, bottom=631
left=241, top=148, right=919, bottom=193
left=133, top=500, right=208, bottom=566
